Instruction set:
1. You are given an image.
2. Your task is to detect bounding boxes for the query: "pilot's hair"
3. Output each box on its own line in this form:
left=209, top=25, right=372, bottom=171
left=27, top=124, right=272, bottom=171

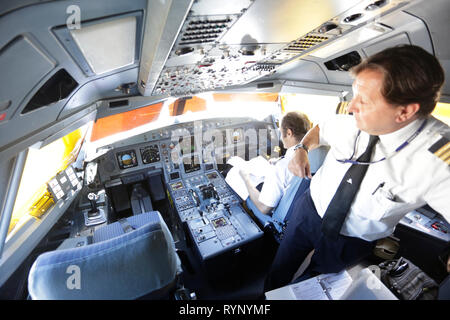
left=280, top=111, right=311, bottom=140
left=350, top=45, right=445, bottom=116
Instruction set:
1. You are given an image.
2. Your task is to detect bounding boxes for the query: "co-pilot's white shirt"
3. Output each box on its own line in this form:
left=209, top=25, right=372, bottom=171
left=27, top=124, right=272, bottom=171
left=258, top=146, right=296, bottom=208
left=310, top=115, right=450, bottom=241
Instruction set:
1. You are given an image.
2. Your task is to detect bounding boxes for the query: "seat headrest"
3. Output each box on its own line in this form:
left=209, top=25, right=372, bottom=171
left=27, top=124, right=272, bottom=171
left=28, top=211, right=180, bottom=300
left=309, top=145, right=330, bottom=174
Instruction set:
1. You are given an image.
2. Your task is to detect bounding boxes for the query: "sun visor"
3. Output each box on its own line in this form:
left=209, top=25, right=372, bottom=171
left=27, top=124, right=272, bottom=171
left=70, top=16, right=136, bottom=75
left=53, top=12, right=143, bottom=77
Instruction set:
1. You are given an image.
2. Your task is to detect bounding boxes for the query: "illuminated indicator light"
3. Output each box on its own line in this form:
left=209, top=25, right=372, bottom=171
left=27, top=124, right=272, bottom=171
left=38, top=198, right=55, bottom=215
left=0, top=113, right=5, bottom=121
left=29, top=194, right=55, bottom=218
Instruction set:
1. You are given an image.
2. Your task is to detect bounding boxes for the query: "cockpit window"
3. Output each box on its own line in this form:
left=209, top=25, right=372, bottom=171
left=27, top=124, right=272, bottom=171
left=90, top=102, right=164, bottom=142
left=88, top=92, right=342, bottom=154
left=7, top=126, right=88, bottom=237
left=280, top=93, right=340, bottom=123
left=212, top=93, right=278, bottom=103
left=432, top=102, right=450, bottom=125
left=167, top=96, right=207, bottom=116
left=89, top=94, right=281, bottom=147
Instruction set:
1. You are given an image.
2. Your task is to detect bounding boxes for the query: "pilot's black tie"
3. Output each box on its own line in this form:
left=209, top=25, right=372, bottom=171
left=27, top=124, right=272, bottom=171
left=321, top=135, right=380, bottom=239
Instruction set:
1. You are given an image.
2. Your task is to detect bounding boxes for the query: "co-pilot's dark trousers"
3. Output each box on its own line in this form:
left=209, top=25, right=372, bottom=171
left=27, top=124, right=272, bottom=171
left=264, top=189, right=376, bottom=292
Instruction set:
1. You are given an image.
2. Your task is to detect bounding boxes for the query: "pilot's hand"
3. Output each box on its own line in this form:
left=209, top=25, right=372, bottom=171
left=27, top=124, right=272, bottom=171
left=288, top=148, right=312, bottom=179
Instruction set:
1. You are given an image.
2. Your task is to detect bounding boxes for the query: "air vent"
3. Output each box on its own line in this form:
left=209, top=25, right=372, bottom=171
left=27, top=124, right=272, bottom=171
left=284, top=35, right=329, bottom=53
left=22, top=69, right=78, bottom=114
left=324, top=51, right=362, bottom=71
left=178, top=17, right=233, bottom=45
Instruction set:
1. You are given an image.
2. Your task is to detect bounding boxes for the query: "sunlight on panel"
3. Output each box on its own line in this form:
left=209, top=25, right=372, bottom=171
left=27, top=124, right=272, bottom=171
left=432, top=102, right=450, bottom=125
left=8, top=126, right=87, bottom=236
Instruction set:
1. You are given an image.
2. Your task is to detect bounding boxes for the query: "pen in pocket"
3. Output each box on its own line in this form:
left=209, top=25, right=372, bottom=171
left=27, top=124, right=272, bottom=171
left=372, top=182, right=385, bottom=195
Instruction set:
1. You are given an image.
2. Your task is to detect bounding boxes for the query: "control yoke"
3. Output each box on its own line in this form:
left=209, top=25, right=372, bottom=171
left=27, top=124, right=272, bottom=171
left=87, top=192, right=100, bottom=217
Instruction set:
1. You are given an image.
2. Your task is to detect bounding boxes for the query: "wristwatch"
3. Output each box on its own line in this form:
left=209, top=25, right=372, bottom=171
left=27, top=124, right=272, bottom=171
left=294, top=142, right=309, bottom=153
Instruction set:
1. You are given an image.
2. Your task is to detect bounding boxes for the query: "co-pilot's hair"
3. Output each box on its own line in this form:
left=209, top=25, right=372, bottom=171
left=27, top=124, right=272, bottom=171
left=281, top=111, right=311, bottom=140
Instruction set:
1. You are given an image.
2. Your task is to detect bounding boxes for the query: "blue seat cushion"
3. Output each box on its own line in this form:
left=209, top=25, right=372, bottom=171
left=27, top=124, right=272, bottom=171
left=28, top=211, right=180, bottom=300
left=93, top=211, right=160, bottom=243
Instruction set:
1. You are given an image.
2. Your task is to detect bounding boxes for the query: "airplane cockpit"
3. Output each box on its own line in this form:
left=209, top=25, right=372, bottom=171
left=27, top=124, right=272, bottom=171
left=0, top=0, right=449, bottom=303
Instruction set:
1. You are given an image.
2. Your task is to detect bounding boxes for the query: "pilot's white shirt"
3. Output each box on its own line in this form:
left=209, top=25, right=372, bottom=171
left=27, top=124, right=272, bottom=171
left=310, top=114, right=450, bottom=241
left=259, top=145, right=296, bottom=208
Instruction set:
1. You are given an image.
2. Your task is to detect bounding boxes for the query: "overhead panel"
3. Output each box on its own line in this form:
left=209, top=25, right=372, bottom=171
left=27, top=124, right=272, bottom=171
left=138, top=0, right=194, bottom=96
left=146, top=0, right=420, bottom=98
left=151, top=0, right=255, bottom=97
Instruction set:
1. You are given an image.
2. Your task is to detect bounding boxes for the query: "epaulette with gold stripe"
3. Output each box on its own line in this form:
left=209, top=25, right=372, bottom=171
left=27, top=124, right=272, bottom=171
left=336, top=101, right=350, bottom=115
left=429, top=136, right=450, bottom=165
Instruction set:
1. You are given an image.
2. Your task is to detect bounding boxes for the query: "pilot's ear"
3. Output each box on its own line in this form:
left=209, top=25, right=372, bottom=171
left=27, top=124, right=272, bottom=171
left=395, top=103, right=420, bottom=123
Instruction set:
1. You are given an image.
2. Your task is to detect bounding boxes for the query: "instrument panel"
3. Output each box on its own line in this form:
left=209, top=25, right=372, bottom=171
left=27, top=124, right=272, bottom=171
left=96, top=117, right=279, bottom=186
left=92, top=117, right=272, bottom=260
left=167, top=169, right=262, bottom=260
left=399, top=207, right=450, bottom=242
left=140, top=144, right=160, bottom=164
left=116, top=150, right=138, bottom=170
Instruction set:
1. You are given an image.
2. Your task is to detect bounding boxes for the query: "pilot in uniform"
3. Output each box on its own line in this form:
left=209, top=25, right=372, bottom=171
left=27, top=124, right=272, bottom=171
left=249, top=145, right=297, bottom=225
left=247, top=142, right=329, bottom=229
left=264, top=45, right=450, bottom=292
left=312, top=114, right=450, bottom=243
left=240, top=112, right=310, bottom=227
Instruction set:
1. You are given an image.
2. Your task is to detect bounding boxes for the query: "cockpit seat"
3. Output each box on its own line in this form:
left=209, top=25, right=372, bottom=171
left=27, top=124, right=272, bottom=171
left=28, top=211, right=181, bottom=299
left=246, top=146, right=329, bottom=242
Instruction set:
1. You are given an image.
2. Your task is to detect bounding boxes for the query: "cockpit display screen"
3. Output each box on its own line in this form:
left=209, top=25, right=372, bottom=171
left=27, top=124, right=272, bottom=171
left=212, top=217, right=228, bottom=228
left=117, top=150, right=138, bottom=169
left=206, top=172, right=218, bottom=180
left=140, top=144, right=160, bottom=164
left=170, top=181, right=183, bottom=190
left=183, top=155, right=201, bottom=173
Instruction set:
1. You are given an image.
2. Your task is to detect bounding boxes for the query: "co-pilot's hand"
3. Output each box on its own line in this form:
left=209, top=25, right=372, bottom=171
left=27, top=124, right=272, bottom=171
left=288, top=149, right=312, bottom=179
